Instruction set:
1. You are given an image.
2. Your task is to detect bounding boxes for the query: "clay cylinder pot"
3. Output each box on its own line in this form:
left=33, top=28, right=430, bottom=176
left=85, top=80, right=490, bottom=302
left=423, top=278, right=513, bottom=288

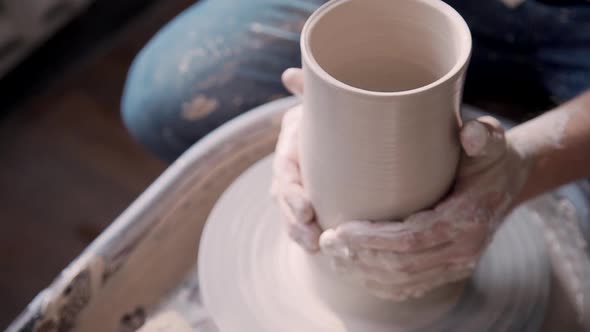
left=299, top=0, right=472, bottom=230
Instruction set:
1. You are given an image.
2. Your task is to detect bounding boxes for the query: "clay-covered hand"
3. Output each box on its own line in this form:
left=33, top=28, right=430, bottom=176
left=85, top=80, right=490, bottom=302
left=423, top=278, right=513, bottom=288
left=271, top=68, right=532, bottom=300
left=270, top=68, right=322, bottom=252
left=318, top=115, right=532, bottom=300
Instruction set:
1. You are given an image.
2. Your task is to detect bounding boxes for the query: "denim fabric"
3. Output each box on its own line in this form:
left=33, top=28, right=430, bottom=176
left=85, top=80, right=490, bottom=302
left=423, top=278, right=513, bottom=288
left=121, top=0, right=590, bottom=161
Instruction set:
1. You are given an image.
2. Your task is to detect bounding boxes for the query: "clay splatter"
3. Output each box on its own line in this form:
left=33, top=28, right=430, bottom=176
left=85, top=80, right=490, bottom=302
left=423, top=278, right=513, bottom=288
left=182, top=95, right=219, bottom=120
left=196, top=61, right=238, bottom=90
left=179, top=49, right=206, bottom=74
left=249, top=22, right=300, bottom=41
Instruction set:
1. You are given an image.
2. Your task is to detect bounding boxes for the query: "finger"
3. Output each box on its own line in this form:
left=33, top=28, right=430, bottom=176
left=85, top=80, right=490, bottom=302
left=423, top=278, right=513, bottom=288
left=352, top=243, right=472, bottom=274
left=322, top=212, right=487, bottom=274
left=322, top=212, right=458, bottom=253
left=397, top=228, right=486, bottom=274
left=460, top=116, right=506, bottom=162
left=352, top=228, right=484, bottom=274
left=275, top=106, right=302, bottom=161
left=333, top=253, right=476, bottom=287
left=275, top=184, right=320, bottom=252
left=284, top=214, right=321, bottom=252
left=276, top=184, right=314, bottom=225
left=281, top=68, right=304, bottom=96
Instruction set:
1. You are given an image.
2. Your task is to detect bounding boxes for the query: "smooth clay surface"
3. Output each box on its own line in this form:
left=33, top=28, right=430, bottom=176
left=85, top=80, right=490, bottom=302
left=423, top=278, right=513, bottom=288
left=199, top=156, right=551, bottom=332
left=299, top=0, right=472, bottom=229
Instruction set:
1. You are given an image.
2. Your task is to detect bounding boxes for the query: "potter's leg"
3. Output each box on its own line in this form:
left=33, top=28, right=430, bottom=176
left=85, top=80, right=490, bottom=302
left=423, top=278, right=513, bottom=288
left=524, top=3, right=590, bottom=101
left=445, top=0, right=590, bottom=102
left=121, top=0, right=326, bottom=161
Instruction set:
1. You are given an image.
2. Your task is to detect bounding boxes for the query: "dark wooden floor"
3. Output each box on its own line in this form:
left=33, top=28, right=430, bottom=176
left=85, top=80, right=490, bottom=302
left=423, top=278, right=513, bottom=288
left=0, top=0, right=196, bottom=327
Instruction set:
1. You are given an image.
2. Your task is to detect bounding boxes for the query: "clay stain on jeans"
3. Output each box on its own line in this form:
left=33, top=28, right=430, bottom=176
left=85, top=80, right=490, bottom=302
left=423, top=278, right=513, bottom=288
left=182, top=95, right=219, bottom=120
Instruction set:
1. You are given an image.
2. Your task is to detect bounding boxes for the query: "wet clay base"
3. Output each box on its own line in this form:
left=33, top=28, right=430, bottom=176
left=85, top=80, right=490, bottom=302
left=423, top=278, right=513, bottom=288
left=198, top=156, right=550, bottom=332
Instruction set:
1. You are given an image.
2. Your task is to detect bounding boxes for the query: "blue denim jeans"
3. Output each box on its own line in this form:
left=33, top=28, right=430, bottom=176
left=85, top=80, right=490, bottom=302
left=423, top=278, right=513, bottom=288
left=121, top=0, right=590, bottom=161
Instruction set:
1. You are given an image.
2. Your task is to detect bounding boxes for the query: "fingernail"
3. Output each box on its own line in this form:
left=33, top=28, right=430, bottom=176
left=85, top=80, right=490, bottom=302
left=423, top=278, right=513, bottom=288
left=461, top=121, right=488, bottom=156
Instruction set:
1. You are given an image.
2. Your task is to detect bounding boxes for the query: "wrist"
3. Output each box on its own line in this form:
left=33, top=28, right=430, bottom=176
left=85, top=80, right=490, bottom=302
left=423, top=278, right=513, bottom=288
left=505, top=130, right=539, bottom=208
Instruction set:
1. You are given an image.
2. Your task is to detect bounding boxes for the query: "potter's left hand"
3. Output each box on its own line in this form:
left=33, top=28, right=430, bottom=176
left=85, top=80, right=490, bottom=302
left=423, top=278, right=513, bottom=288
left=273, top=68, right=588, bottom=301
left=271, top=68, right=322, bottom=252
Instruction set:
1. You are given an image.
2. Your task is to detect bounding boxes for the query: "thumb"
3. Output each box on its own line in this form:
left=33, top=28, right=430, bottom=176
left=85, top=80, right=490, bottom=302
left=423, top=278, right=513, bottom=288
left=460, top=116, right=507, bottom=160
left=458, top=116, right=508, bottom=177
left=282, top=68, right=304, bottom=96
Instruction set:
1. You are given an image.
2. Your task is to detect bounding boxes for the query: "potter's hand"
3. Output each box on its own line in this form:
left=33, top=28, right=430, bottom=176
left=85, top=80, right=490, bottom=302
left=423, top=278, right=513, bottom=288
left=270, top=68, right=322, bottom=252
left=270, top=68, right=531, bottom=299
left=319, top=116, right=531, bottom=300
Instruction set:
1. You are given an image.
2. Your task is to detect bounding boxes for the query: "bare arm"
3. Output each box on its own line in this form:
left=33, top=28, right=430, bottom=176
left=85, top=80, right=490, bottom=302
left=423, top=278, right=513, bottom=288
left=511, top=90, right=590, bottom=205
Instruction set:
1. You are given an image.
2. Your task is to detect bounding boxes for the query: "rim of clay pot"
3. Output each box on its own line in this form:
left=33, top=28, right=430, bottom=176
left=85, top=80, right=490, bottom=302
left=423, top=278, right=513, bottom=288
left=301, top=0, right=472, bottom=98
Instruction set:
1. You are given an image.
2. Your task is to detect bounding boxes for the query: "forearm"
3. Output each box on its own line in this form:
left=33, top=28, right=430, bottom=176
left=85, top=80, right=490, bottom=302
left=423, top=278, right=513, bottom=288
left=509, top=90, right=590, bottom=205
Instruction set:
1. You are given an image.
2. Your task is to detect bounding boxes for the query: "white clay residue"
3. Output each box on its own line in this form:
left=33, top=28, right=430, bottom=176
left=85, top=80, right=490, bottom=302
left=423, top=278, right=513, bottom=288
left=509, top=107, right=570, bottom=159
left=181, top=95, right=219, bottom=121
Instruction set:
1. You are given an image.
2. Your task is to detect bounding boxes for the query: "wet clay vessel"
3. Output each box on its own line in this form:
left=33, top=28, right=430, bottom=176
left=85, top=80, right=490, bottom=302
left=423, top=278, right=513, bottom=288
left=299, top=0, right=471, bottom=229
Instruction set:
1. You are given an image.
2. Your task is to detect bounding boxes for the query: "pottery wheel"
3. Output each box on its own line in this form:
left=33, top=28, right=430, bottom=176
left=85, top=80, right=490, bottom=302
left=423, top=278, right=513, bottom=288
left=198, top=154, right=551, bottom=332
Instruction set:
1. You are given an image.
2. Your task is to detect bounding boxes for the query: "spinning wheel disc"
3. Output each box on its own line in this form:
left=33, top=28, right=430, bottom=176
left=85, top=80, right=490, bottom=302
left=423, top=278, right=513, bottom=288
left=199, top=156, right=550, bottom=332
